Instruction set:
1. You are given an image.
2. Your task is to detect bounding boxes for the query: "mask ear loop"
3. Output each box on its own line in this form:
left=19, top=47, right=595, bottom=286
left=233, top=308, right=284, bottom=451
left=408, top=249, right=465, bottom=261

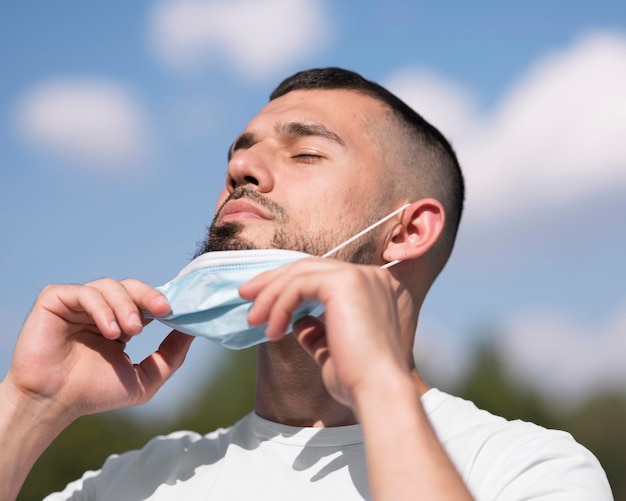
left=380, top=258, right=402, bottom=270
left=321, top=203, right=411, bottom=267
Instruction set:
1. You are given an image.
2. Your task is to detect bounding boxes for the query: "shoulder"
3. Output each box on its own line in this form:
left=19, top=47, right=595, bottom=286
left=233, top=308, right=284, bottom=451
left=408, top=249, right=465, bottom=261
left=44, top=414, right=254, bottom=500
left=422, top=389, right=613, bottom=500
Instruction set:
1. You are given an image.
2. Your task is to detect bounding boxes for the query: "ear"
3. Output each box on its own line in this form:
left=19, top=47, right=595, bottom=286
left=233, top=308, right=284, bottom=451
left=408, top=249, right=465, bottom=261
left=382, top=199, right=445, bottom=263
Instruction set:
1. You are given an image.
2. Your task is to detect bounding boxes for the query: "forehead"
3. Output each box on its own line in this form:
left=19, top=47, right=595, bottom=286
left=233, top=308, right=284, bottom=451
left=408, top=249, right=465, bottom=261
left=244, top=89, right=387, bottom=144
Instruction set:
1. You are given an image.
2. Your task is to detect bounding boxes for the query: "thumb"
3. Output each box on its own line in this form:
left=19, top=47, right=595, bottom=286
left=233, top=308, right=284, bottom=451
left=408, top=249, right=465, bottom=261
left=136, top=331, right=194, bottom=400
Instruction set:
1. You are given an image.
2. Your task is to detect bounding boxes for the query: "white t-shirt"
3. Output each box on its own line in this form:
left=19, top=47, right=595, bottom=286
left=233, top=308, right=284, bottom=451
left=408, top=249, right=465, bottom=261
left=44, top=389, right=612, bottom=500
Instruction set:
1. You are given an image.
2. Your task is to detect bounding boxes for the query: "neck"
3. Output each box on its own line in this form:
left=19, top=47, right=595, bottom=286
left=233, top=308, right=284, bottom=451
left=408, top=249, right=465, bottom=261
left=254, top=337, right=357, bottom=427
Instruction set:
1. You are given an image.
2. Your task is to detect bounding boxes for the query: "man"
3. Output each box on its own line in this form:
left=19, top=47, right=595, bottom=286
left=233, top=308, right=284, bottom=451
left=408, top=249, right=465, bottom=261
left=0, top=68, right=612, bottom=500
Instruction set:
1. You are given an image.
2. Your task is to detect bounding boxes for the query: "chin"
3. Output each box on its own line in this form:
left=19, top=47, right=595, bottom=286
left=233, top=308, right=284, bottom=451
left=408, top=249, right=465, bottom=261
left=201, top=221, right=273, bottom=254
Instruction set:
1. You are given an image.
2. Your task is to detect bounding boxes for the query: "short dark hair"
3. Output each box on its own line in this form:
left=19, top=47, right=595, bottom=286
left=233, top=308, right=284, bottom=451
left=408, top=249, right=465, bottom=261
left=270, top=67, right=465, bottom=269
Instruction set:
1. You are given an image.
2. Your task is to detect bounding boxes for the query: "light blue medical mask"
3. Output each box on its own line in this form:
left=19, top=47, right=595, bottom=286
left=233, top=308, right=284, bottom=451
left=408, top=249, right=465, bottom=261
left=147, top=204, right=409, bottom=349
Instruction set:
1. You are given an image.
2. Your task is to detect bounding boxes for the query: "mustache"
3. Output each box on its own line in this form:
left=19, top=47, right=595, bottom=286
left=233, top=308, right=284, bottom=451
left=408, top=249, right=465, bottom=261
left=216, top=187, right=286, bottom=222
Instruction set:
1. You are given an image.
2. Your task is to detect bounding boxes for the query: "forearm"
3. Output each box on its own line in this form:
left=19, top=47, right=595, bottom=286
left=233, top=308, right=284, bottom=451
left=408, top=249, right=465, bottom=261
left=0, top=380, right=71, bottom=501
left=355, top=369, right=473, bottom=501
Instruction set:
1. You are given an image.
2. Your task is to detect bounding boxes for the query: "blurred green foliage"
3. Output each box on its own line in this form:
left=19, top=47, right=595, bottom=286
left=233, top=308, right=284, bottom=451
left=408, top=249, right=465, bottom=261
left=19, top=342, right=624, bottom=500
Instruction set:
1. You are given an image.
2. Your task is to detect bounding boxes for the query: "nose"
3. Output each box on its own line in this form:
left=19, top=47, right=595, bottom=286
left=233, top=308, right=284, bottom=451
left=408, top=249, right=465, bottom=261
left=226, top=145, right=274, bottom=194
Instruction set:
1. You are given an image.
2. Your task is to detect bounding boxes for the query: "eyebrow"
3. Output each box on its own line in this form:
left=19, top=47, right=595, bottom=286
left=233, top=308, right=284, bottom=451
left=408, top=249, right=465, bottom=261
left=228, top=121, right=345, bottom=160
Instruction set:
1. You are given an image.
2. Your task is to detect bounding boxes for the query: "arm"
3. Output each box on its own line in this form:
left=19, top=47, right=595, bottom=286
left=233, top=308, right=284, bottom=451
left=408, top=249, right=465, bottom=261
left=241, top=258, right=473, bottom=500
left=0, top=279, right=193, bottom=500
left=352, top=362, right=471, bottom=500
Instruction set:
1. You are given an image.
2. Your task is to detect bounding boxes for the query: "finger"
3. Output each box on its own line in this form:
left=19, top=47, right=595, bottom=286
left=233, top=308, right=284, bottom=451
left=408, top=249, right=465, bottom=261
left=242, top=266, right=297, bottom=328
left=258, top=272, right=325, bottom=339
left=135, top=331, right=194, bottom=401
left=120, top=278, right=171, bottom=320
left=39, top=283, right=123, bottom=340
left=244, top=259, right=342, bottom=328
left=293, top=316, right=330, bottom=367
left=84, top=278, right=148, bottom=336
left=86, top=278, right=170, bottom=336
left=239, top=257, right=343, bottom=301
left=239, top=265, right=287, bottom=300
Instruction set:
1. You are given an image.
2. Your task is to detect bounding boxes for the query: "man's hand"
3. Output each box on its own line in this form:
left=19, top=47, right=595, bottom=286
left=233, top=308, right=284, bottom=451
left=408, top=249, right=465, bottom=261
left=240, top=258, right=410, bottom=413
left=0, top=278, right=193, bottom=500
left=7, top=278, right=193, bottom=419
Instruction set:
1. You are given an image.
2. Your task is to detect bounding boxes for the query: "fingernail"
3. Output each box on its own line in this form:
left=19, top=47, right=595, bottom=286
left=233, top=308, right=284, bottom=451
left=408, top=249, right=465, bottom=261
left=109, top=320, right=121, bottom=334
left=128, top=313, right=142, bottom=328
left=155, top=295, right=170, bottom=309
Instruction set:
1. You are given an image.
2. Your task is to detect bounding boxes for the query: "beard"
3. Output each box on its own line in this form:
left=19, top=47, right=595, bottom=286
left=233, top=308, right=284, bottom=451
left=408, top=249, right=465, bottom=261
left=194, top=187, right=379, bottom=265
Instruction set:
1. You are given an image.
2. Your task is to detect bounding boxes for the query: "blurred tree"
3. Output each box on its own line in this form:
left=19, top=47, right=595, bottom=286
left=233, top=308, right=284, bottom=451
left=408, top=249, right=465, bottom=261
left=455, top=341, right=559, bottom=429
left=564, top=392, right=626, bottom=500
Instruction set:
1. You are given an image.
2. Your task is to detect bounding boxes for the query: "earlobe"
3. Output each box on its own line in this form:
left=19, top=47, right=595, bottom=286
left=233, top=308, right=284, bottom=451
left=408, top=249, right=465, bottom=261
left=382, top=199, right=445, bottom=263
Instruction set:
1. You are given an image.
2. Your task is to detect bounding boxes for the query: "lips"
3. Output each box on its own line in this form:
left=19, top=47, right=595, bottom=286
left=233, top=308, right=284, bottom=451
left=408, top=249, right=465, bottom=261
left=218, top=199, right=271, bottom=223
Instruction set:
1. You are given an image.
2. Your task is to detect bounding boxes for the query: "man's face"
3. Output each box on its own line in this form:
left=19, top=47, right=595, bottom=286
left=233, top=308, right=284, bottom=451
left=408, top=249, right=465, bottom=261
left=198, top=89, right=391, bottom=263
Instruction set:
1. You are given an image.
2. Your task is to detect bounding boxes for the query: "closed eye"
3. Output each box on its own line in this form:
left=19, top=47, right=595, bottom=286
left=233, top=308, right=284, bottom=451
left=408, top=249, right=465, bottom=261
left=292, top=152, right=324, bottom=163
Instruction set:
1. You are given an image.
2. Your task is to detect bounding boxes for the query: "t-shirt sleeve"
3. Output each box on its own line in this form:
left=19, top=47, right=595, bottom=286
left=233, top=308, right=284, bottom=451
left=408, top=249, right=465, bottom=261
left=42, top=429, right=228, bottom=500
left=421, top=390, right=613, bottom=500
left=483, top=432, right=613, bottom=500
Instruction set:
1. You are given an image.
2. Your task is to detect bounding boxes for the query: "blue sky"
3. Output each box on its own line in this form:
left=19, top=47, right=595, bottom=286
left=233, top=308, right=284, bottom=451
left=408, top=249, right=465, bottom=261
left=1, top=0, right=625, bottom=415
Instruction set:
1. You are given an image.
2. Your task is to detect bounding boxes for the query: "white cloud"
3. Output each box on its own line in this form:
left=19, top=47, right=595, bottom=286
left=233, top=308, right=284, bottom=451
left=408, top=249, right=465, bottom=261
left=384, top=67, right=481, bottom=143
left=385, top=31, right=626, bottom=225
left=14, top=78, right=150, bottom=171
left=495, top=303, right=626, bottom=408
left=148, top=0, right=334, bottom=80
